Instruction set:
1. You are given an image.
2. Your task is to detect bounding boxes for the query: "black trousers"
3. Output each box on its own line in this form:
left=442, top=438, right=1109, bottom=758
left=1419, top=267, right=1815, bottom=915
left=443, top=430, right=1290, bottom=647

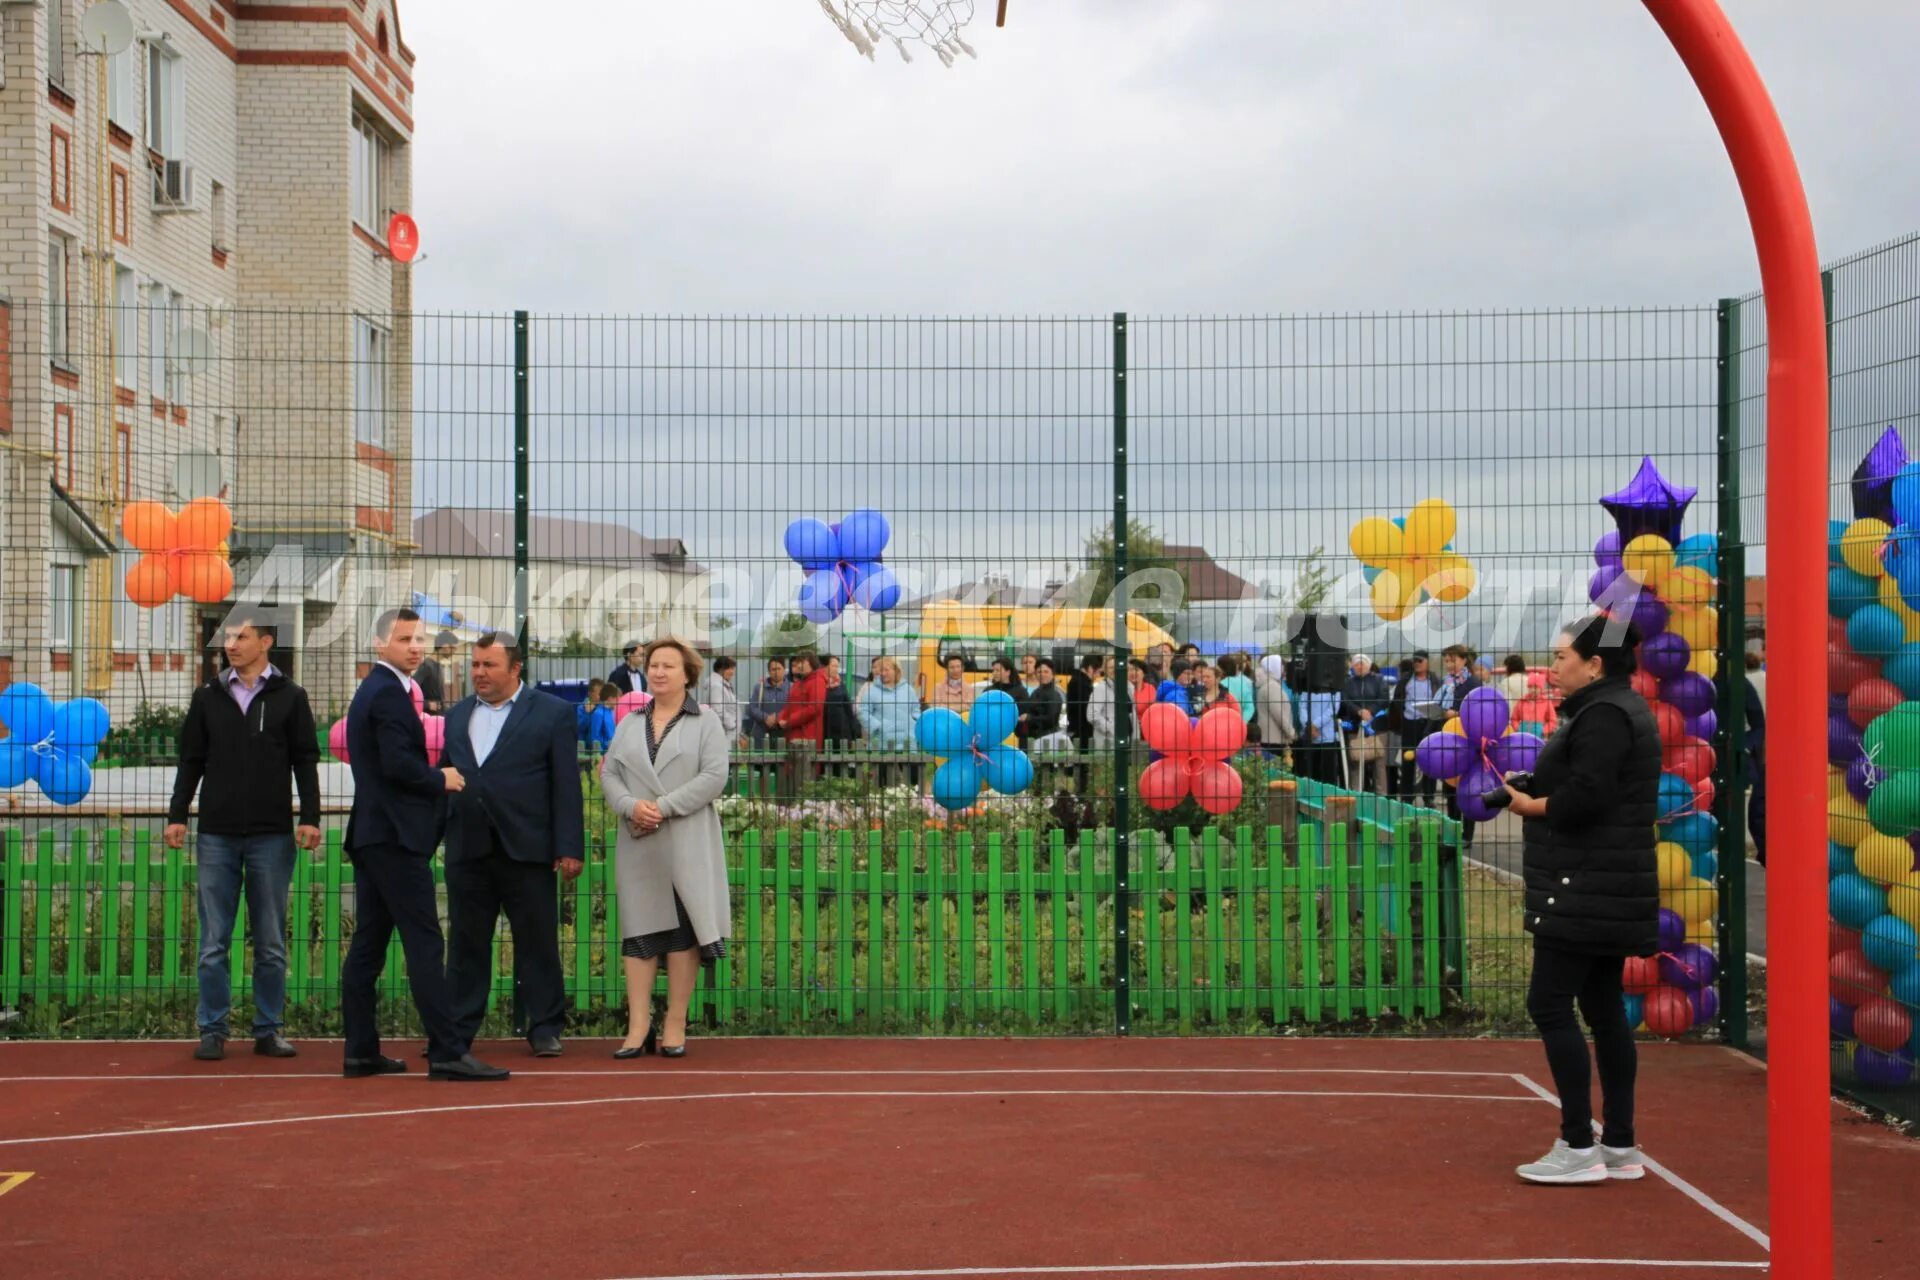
left=342, top=844, right=465, bottom=1063
left=446, top=831, right=565, bottom=1044
left=1526, top=941, right=1637, bottom=1149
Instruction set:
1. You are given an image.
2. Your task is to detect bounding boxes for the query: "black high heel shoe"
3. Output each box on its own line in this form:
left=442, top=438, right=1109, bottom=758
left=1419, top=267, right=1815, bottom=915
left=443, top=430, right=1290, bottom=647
left=612, top=1025, right=657, bottom=1060
left=659, top=1036, right=687, bottom=1059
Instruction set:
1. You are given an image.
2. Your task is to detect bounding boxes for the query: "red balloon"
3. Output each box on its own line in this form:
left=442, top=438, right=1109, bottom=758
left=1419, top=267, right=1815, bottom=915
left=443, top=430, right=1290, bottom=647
left=1830, top=616, right=1851, bottom=648
left=1829, top=647, right=1881, bottom=696
left=1692, top=777, right=1715, bottom=814
left=1140, top=757, right=1188, bottom=811
left=1193, top=705, right=1247, bottom=759
left=1623, top=955, right=1661, bottom=996
left=1664, top=736, right=1716, bottom=785
left=1193, top=760, right=1244, bottom=815
left=1830, top=922, right=1861, bottom=958
left=1652, top=702, right=1685, bottom=747
left=1848, top=677, right=1904, bottom=729
left=1631, top=670, right=1659, bottom=703
left=1853, top=996, right=1915, bottom=1053
left=1142, top=701, right=1193, bottom=753
left=1644, top=985, right=1696, bottom=1037
left=1829, top=949, right=1887, bottom=1007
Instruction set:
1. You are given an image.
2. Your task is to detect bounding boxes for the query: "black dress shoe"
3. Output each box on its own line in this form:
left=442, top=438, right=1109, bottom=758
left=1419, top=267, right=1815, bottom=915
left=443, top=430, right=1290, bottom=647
left=194, top=1034, right=225, bottom=1062
left=612, top=1026, right=657, bottom=1060
left=343, top=1054, right=409, bottom=1079
left=254, top=1033, right=298, bottom=1059
left=428, top=1053, right=510, bottom=1082
left=529, top=1034, right=563, bottom=1058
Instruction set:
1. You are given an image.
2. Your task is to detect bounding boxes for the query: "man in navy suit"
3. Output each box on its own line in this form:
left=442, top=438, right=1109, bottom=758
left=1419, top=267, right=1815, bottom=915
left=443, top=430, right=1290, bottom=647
left=342, top=607, right=508, bottom=1082
left=442, top=632, right=584, bottom=1057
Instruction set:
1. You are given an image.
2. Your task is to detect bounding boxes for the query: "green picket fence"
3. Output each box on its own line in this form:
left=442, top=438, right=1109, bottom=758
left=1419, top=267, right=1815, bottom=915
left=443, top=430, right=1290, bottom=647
left=0, top=818, right=1459, bottom=1035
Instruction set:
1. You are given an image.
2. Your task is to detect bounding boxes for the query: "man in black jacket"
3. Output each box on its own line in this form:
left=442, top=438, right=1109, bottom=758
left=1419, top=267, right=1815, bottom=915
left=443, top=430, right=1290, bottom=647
left=1019, top=659, right=1066, bottom=750
left=1065, top=654, right=1100, bottom=749
left=166, top=613, right=322, bottom=1062
left=442, top=633, right=584, bottom=1057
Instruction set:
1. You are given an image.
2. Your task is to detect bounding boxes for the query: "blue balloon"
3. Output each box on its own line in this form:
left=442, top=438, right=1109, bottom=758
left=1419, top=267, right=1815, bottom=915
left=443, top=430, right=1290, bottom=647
left=915, top=707, right=973, bottom=757
left=1830, top=566, right=1878, bottom=620
left=1655, top=773, right=1695, bottom=820
left=53, top=697, right=111, bottom=750
left=797, top=567, right=848, bottom=623
left=0, top=743, right=34, bottom=789
left=980, top=745, right=1033, bottom=797
left=1847, top=603, right=1907, bottom=657
left=1830, top=841, right=1858, bottom=879
left=784, top=518, right=839, bottom=571
left=1675, top=532, right=1719, bottom=573
left=1362, top=565, right=1382, bottom=586
left=1892, top=461, right=1920, bottom=528
left=1622, top=993, right=1645, bottom=1029
left=1830, top=872, right=1888, bottom=930
left=1690, top=848, right=1719, bottom=882
left=1830, top=519, right=1851, bottom=568
left=1885, top=644, right=1920, bottom=700
left=969, top=689, right=1019, bottom=746
left=1667, top=811, right=1719, bottom=857
left=34, top=751, right=92, bottom=806
left=73, top=745, right=99, bottom=765
left=1863, top=915, right=1920, bottom=975
left=848, top=562, right=900, bottom=613
left=835, top=508, right=890, bottom=563
left=1890, top=963, right=1920, bottom=1009
left=931, top=756, right=983, bottom=811
left=0, top=682, right=55, bottom=746
left=1392, top=517, right=1407, bottom=530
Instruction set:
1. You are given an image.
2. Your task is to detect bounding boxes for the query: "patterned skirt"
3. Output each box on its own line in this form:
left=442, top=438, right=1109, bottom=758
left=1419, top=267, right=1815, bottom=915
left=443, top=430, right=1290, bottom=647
left=621, top=892, right=727, bottom=968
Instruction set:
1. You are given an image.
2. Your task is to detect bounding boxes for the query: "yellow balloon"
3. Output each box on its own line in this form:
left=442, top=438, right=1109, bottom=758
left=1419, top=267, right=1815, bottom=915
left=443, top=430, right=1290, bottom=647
left=1687, top=649, right=1719, bottom=679
left=1404, top=557, right=1436, bottom=595
left=1673, top=605, right=1719, bottom=653
left=1404, top=499, right=1456, bottom=556
left=1371, top=570, right=1415, bottom=622
left=1686, top=923, right=1717, bottom=949
left=1830, top=794, right=1871, bottom=850
left=1350, top=516, right=1405, bottom=567
left=1842, top=518, right=1892, bottom=578
left=1662, top=876, right=1719, bottom=926
left=1442, top=716, right=1463, bottom=739
left=1656, top=842, right=1691, bottom=890
left=1887, top=872, right=1920, bottom=929
left=1622, top=535, right=1676, bottom=590
left=1855, top=833, right=1914, bottom=885
left=1427, top=554, right=1478, bottom=604
left=1665, top=565, right=1714, bottom=606
left=1830, top=770, right=1857, bottom=809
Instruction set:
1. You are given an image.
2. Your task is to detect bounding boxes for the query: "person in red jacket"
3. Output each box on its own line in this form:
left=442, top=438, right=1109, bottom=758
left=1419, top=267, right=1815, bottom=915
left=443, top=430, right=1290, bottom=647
left=775, top=651, right=829, bottom=748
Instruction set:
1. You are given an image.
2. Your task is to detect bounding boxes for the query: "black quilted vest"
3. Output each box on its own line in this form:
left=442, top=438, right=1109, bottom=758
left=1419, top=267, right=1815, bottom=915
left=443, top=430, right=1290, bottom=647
left=1520, top=675, right=1664, bottom=956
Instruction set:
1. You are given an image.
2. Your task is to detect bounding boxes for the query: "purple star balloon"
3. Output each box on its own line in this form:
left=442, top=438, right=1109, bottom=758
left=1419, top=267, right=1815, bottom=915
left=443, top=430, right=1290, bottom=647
left=1601, top=457, right=1698, bottom=543
left=1852, top=426, right=1908, bottom=523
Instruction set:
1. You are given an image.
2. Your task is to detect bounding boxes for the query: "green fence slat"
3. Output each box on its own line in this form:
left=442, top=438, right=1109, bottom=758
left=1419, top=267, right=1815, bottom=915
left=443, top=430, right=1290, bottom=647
left=956, top=830, right=976, bottom=1020
left=1047, top=829, right=1067, bottom=1023
left=162, top=845, right=184, bottom=993
left=131, top=829, right=152, bottom=993
left=322, top=836, right=343, bottom=997
left=2, top=830, right=23, bottom=1005
left=1420, top=825, right=1442, bottom=1016
left=1360, top=825, right=1382, bottom=1017
left=987, top=832, right=1006, bottom=1013
left=1330, top=823, right=1352, bottom=1023
left=742, top=828, right=763, bottom=1015
left=1140, top=828, right=1161, bottom=1026
left=865, top=828, right=884, bottom=1019
left=1018, top=828, right=1037, bottom=1024
left=573, top=846, right=591, bottom=1012
left=1265, top=827, right=1287, bottom=1022
left=895, top=831, right=915, bottom=1021
left=1395, top=822, right=1415, bottom=1017
left=1173, top=827, right=1192, bottom=1030
left=99, top=829, right=122, bottom=998
left=773, top=829, right=792, bottom=1020
left=1203, top=827, right=1224, bottom=1025
left=835, top=829, right=854, bottom=1025
left=32, top=831, right=54, bottom=1005
left=1300, top=825, right=1321, bottom=1022
left=1235, top=825, right=1256, bottom=1017
left=801, top=830, right=820, bottom=1021
left=1080, top=828, right=1098, bottom=1009
left=928, top=829, right=947, bottom=1029
left=289, top=841, right=312, bottom=1008
left=65, top=830, right=87, bottom=1002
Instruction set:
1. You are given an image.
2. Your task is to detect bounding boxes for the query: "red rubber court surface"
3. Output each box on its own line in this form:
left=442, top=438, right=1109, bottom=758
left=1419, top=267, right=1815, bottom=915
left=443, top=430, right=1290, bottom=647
left=0, top=1037, right=1911, bottom=1279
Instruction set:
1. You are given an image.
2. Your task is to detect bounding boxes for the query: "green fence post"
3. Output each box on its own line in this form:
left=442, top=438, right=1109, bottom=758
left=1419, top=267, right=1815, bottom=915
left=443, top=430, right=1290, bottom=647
left=836, top=829, right=855, bottom=1026
left=957, top=829, right=977, bottom=1021
left=513, top=309, right=532, bottom=666
left=2, top=830, right=22, bottom=1006
left=1715, top=295, right=1750, bottom=1049
left=1110, top=310, right=1131, bottom=1035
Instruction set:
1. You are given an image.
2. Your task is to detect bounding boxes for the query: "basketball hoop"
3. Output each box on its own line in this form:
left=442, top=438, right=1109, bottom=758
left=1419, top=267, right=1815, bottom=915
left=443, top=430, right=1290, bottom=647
left=818, top=0, right=980, bottom=66
left=386, top=213, right=420, bottom=263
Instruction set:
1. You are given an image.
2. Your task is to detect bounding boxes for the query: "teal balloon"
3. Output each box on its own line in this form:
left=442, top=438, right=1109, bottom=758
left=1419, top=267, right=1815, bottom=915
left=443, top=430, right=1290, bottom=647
left=1830, top=519, right=1850, bottom=568
left=1622, top=993, right=1645, bottom=1029
left=981, top=745, right=1033, bottom=797
left=1848, top=603, right=1907, bottom=657
left=1668, top=811, right=1719, bottom=857
left=1830, top=841, right=1857, bottom=879
left=1676, top=533, right=1719, bottom=573
left=1893, top=461, right=1920, bottom=528
left=1830, top=873, right=1888, bottom=930
left=0, top=743, right=33, bottom=789
left=1362, top=565, right=1382, bottom=585
left=1392, top=517, right=1407, bottom=530
left=0, top=682, right=55, bottom=745
left=35, top=751, right=92, bottom=806
left=970, top=689, right=1019, bottom=746
left=915, top=707, right=972, bottom=757
left=1885, top=644, right=1920, bottom=699
left=1862, top=915, right=1920, bottom=975
left=1830, top=566, right=1877, bottom=619
left=1656, top=773, right=1695, bottom=820
left=1690, top=848, right=1719, bottom=882
left=53, top=697, right=110, bottom=750
left=931, top=756, right=983, bottom=812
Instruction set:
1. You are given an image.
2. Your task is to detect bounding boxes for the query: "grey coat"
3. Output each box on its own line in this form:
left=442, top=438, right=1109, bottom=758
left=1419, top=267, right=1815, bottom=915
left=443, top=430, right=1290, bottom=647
left=1252, top=666, right=1298, bottom=746
left=602, top=702, right=733, bottom=946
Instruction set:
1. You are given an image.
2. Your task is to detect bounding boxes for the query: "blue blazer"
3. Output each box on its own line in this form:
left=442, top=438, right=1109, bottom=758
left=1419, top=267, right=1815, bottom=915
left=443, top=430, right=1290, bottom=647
left=442, top=688, right=584, bottom=867
left=344, top=665, right=447, bottom=858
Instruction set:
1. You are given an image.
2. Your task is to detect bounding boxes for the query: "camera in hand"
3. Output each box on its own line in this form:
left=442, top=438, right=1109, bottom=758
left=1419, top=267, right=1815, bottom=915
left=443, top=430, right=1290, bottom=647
left=1480, top=772, right=1534, bottom=812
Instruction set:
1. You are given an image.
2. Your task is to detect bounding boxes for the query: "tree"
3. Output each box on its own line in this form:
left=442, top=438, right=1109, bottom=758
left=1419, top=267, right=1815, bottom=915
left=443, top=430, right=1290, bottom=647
left=759, top=611, right=822, bottom=658
left=1290, top=546, right=1338, bottom=615
left=530, top=630, right=608, bottom=659
left=1082, top=519, right=1191, bottom=632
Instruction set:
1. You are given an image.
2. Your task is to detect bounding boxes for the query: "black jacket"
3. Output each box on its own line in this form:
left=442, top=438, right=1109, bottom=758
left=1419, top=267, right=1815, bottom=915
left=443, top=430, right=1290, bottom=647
left=344, top=665, right=447, bottom=857
left=168, top=670, right=322, bottom=836
left=1339, top=671, right=1389, bottom=726
left=442, top=688, right=584, bottom=866
left=824, top=682, right=861, bottom=746
left=608, top=663, right=647, bottom=695
left=1520, top=676, right=1663, bottom=956
left=1066, top=669, right=1096, bottom=742
left=1019, top=681, right=1066, bottom=746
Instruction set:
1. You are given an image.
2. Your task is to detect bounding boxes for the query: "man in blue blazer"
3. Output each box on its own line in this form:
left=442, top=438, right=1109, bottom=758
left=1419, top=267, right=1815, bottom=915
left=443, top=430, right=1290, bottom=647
left=342, top=608, right=508, bottom=1082
left=442, top=633, right=584, bottom=1057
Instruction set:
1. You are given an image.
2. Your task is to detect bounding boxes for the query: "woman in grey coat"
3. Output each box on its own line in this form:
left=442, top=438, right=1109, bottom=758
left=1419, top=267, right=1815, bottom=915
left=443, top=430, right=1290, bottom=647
left=602, top=638, right=732, bottom=1059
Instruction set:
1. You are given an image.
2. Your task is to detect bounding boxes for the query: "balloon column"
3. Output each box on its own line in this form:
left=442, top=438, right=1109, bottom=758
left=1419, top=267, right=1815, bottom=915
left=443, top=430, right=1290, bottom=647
left=913, top=689, right=1034, bottom=812
left=121, top=499, right=236, bottom=607
left=0, top=684, right=110, bottom=806
left=1825, top=426, right=1920, bottom=1087
left=1348, top=499, right=1477, bottom=622
left=785, top=509, right=902, bottom=624
left=1586, top=457, right=1723, bottom=1037
left=327, top=682, right=448, bottom=766
left=1410, top=686, right=1544, bottom=821
left=1139, top=703, right=1248, bottom=815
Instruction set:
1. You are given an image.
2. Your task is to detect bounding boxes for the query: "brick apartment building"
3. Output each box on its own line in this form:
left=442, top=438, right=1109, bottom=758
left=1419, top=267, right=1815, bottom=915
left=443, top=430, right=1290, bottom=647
left=1, top=0, right=417, bottom=718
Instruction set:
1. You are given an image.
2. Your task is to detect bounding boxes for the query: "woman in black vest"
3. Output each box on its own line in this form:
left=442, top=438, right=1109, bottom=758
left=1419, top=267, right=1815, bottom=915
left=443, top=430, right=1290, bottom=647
left=1501, top=613, right=1662, bottom=1186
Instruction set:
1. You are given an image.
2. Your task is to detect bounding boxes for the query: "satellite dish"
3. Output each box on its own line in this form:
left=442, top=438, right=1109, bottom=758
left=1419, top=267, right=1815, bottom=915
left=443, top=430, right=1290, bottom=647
left=79, top=2, right=135, bottom=56
left=173, top=451, right=224, bottom=503
left=179, top=327, right=212, bottom=364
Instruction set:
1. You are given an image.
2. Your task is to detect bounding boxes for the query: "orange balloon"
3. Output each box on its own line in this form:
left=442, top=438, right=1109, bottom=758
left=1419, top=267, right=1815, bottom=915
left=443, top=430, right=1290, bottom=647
left=126, top=555, right=175, bottom=608
left=122, top=501, right=178, bottom=554
left=177, top=498, right=233, bottom=551
left=173, top=551, right=233, bottom=604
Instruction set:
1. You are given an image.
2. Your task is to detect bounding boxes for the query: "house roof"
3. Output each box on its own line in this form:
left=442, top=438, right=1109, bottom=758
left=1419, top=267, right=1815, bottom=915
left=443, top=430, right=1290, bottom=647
left=50, top=482, right=117, bottom=556
left=1162, top=545, right=1257, bottom=601
left=413, top=509, right=702, bottom=573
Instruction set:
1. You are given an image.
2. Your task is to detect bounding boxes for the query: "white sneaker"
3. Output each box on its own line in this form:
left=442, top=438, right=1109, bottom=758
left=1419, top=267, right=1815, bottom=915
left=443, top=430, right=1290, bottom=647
left=1600, top=1143, right=1645, bottom=1181
left=1517, top=1139, right=1609, bottom=1185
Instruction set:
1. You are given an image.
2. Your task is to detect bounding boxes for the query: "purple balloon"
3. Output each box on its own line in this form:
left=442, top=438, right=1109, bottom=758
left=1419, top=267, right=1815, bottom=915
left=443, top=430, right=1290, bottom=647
left=1629, top=593, right=1670, bottom=638
left=1830, top=693, right=1852, bottom=718
left=1831, top=996, right=1855, bottom=1039
left=1688, top=985, right=1720, bottom=1027
left=1601, top=457, right=1699, bottom=543
left=1489, top=732, right=1545, bottom=775
left=1459, top=686, right=1509, bottom=744
left=1595, top=530, right=1624, bottom=569
left=1907, top=832, right=1920, bottom=871
left=1455, top=760, right=1507, bottom=823
left=1414, top=731, right=1473, bottom=780
left=1641, top=632, right=1692, bottom=680
left=1853, top=426, right=1909, bottom=524
left=1847, top=755, right=1878, bottom=804
left=1661, top=672, right=1716, bottom=718
left=1854, top=1046, right=1917, bottom=1089
left=1658, top=908, right=1687, bottom=952
left=1659, top=942, right=1718, bottom=993
left=1588, top=564, right=1626, bottom=604
left=1829, top=713, right=1865, bottom=767
left=1684, top=709, right=1718, bottom=741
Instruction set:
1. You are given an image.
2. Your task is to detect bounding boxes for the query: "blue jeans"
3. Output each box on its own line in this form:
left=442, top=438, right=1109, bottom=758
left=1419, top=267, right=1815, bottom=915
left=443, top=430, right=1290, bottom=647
left=195, top=833, right=297, bottom=1038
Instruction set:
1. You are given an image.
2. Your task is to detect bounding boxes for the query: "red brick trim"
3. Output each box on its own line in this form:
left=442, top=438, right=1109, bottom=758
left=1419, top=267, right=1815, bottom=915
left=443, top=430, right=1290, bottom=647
left=111, top=165, right=131, bottom=245
left=172, top=406, right=189, bottom=427
left=356, top=661, right=373, bottom=679
left=48, top=83, right=77, bottom=115
left=211, top=6, right=228, bottom=30
left=171, top=654, right=187, bottom=672
left=212, top=248, right=230, bottom=269
left=50, top=126, right=73, bottom=213
left=52, top=653, right=74, bottom=673
left=0, top=658, right=13, bottom=688
left=113, top=653, right=139, bottom=672
left=239, top=5, right=415, bottom=89
left=214, top=0, right=239, bottom=14
left=356, top=440, right=396, bottom=473
left=237, top=49, right=413, bottom=131
left=110, top=124, right=134, bottom=152
left=163, top=0, right=241, bottom=59
left=115, top=386, right=137, bottom=407
left=52, top=365, right=81, bottom=391
left=355, top=505, right=394, bottom=535
left=151, top=653, right=169, bottom=672
left=152, top=398, right=169, bottom=418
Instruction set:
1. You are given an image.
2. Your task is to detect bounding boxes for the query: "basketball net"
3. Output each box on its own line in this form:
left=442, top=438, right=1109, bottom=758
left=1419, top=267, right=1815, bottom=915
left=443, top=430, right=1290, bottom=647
left=817, top=0, right=980, bottom=66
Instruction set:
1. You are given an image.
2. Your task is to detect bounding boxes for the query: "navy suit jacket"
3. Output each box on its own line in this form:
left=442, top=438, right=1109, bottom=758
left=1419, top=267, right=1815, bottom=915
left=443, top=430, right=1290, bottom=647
left=442, top=687, right=584, bottom=866
left=344, top=664, right=447, bottom=857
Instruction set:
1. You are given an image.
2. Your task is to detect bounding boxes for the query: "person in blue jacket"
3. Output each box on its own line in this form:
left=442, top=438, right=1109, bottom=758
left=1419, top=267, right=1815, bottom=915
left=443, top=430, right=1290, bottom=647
left=586, top=683, right=621, bottom=752
left=1155, top=658, right=1197, bottom=717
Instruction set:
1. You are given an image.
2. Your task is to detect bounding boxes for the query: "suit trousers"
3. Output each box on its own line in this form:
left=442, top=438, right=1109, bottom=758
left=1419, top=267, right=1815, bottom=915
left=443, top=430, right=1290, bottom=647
left=446, top=827, right=565, bottom=1044
left=341, top=844, right=466, bottom=1062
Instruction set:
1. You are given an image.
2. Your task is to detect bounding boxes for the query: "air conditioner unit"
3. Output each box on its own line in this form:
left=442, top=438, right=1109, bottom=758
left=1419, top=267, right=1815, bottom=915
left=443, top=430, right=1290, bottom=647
left=153, top=158, right=197, bottom=212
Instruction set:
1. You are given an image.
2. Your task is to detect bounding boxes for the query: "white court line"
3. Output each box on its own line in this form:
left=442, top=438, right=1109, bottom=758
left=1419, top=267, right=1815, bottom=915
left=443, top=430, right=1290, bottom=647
left=0, top=1066, right=1523, bottom=1084
left=1511, top=1073, right=1771, bottom=1253
left=605, top=1259, right=1770, bottom=1279
left=0, top=1086, right=1536, bottom=1148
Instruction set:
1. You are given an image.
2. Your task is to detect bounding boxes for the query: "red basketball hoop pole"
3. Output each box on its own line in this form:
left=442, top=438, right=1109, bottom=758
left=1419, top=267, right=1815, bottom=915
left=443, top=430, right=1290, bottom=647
left=1646, top=1, right=1828, bottom=1273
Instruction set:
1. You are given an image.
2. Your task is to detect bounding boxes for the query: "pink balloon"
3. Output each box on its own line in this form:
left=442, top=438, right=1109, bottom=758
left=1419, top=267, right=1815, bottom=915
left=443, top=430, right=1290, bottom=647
left=614, top=690, right=652, bottom=725
left=1142, top=701, right=1193, bottom=753
left=327, top=718, right=350, bottom=764
left=1193, top=706, right=1248, bottom=760
left=421, top=714, right=446, bottom=765
left=1193, top=760, right=1244, bottom=815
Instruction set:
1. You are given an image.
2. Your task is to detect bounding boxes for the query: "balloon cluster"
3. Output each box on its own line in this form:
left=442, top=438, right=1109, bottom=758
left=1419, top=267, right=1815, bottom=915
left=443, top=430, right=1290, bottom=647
left=1411, top=685, right=1543, bottom=821
left=328, top=682, right=447, bottom=766
left=1824, top=427, right=1920, bottom=1087
left=121, top=499, right=235, bottom=607
left=1139, top=704, right=1247, bottom=815
left=1582, top=458, right=1723, bottom=1036
left=784, top=509, right=901, bottom=624
left=914, top=689, right=1034, bottom=812
left=0, top=683, right=110, bottom=806
left=1348, top=499, right=1477, bottom=622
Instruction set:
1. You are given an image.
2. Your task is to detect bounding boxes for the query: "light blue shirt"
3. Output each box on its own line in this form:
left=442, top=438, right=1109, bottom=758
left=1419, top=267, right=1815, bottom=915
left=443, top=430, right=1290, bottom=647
left=1303, top=691, right=1340, bottom=741
left=468, top=685, right=521, bottom=767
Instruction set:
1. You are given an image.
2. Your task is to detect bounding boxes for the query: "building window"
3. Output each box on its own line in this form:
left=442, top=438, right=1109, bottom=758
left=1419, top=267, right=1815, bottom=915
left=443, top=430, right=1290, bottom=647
left=211, top=180, right=229, bottom=252
left=113, top=550, right=142, bottom=652
left=107, top=45, right=135, bottom=133
left=147, top=283, right=186, bottom=404
left=110, top=164, right=129, bottom=244
left=114, top=266, right=138, bottom=387
left=47, top=0, right=66, bottom=88
left=354, top=319, right=388, bottom=447
left=51, top=404, right=74, bottom=489
left=48, top=234, right=72, bottom=365
left=49, top=566, right=77, bottom=650
left=50, top=127, right=72, bottom=212
left=351, top=114, right=384, bottom=233
left=376, top=18, right=389, bottom=56
left=147, top=43, right=186, bottom=160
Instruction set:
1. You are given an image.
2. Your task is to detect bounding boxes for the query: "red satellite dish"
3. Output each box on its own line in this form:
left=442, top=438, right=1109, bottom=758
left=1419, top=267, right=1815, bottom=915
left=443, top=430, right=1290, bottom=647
left=386, top=212, right=420, bottom=263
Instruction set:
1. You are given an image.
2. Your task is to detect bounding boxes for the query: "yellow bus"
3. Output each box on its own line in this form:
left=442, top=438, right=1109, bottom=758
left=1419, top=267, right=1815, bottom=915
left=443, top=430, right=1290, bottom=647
left=908, top=602, right=1178, bottom=695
